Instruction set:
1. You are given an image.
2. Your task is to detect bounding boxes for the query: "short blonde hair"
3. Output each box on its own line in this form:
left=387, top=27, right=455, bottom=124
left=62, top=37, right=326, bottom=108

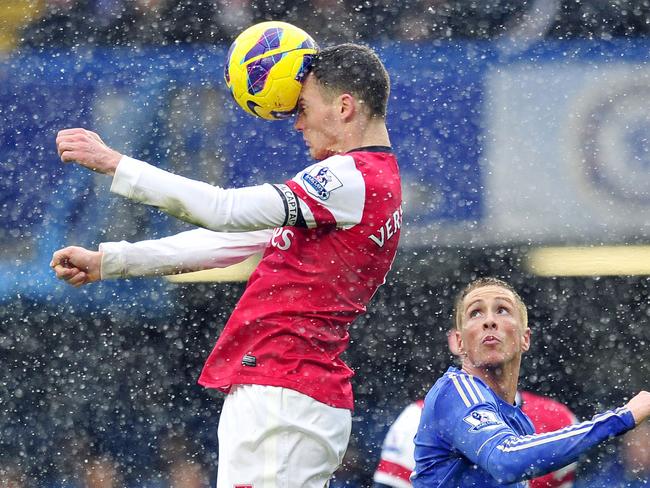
left=453, top=277, right=528, bottom=331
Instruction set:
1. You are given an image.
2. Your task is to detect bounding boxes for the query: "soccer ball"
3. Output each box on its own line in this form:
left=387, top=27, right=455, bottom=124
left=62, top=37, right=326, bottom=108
left=224, top=21, right=318, bottom=120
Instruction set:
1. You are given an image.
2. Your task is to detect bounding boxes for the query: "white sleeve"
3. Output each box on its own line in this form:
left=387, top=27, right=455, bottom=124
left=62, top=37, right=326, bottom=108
left=110, top=156, right=294, bottom=231
left=289, top=154, right=365, bottom=229
left=98, top=228, right=272, bottom=279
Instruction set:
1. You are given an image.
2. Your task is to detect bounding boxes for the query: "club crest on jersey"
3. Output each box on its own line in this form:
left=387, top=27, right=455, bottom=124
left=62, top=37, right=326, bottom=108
left=463, top=409, right=501, bottom=432
left=302, top=166, right=342, bottom=200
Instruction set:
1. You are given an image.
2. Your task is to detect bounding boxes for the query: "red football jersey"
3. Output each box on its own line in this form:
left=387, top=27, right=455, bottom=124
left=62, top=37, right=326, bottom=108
left=198, top=148, right=401, bottom=410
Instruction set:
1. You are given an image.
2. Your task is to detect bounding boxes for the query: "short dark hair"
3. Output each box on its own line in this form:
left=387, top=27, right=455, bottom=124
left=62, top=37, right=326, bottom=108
left=453, top=277, right=528, bottom=330
left=309, top=43, right=390, bottom=118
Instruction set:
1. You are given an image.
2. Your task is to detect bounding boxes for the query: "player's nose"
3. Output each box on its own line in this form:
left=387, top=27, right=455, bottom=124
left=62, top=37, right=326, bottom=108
left=293, top=113, right=304, bottom=131
left=482, top=312, right=498, bottom=329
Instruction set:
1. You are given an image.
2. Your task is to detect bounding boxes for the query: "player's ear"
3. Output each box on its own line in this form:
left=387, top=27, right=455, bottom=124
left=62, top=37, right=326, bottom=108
left=447, top=329, right=461, bottom=356
left=339, top=93, right=355, bottom=121
left=521, top=327, right=531, bottom=353
left=451, top=329, right=464, bottom=356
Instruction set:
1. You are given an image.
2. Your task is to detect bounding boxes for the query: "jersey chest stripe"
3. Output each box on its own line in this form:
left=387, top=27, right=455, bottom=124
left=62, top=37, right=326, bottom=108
left=468, top=375, right=486, bottom=402
left=450, top=374, right=473, bottom=407
left=460, top=375, right=481, bottom=404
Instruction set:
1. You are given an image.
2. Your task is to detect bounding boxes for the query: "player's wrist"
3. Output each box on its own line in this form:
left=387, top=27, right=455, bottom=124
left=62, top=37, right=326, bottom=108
left=104, top=151, right=123, bottom=176
left=89, top=250, right=103, bottom=282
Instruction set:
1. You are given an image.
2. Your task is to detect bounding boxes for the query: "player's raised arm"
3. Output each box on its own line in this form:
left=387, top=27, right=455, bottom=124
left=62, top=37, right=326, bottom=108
left=51, top=228, right=272, bottom=285
left=99, top=228, right=271, bottom=279
left=57, top=141, right=371, bottom=234
left=56, top=128, right=309, bottom=233
left=479, top=404, right=636, bottom=484
left=107, top=156, right=304, bottom=232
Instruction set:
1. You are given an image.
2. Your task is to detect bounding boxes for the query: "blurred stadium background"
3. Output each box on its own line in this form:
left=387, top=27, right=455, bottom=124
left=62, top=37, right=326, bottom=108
left=1, top=0, right=649, bottom=486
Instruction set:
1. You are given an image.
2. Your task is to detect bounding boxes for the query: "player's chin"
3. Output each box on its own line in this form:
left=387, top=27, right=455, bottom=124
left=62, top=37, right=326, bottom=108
left=311, top=147, right=336, bottom=161
left=476, top=354, right=509, bottom=369
left=308, top=146, right=325, bottom=160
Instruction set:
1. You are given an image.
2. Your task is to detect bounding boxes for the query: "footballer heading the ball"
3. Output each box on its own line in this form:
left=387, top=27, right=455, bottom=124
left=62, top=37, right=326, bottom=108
left=224, top=21, right=319, bottom=120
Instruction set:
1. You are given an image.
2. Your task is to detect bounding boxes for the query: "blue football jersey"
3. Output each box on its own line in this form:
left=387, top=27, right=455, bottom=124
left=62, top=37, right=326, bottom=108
left=413, top=367, right=635, bottom=487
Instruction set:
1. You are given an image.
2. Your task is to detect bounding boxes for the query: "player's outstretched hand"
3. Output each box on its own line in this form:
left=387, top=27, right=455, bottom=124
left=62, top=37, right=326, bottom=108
left=50, top=246, right=102, bottom=287
left=56, top=128, right=122, bottom=175
left=625, top=391, right=650, bottom=425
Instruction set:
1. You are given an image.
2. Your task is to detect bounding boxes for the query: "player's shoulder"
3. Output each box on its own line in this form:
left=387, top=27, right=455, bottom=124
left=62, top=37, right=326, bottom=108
left=297, top=149, right=396, bottom=180
left=346, top=146, right=398, bottom=172
left=311, top=153, right=356, bottom=170
left=291, top=154, right=362, bottom=203
left=294, top=154, right=357, bottom=180
left=443, top=368, right=495, bottom=405
left=426, top=368, right=497, bottom=414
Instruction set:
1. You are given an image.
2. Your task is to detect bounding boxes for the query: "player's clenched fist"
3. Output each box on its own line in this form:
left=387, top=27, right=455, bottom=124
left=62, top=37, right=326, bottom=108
left=50, top=246, right=102, bottom=287
left=56, top=128, right=122, bottom=175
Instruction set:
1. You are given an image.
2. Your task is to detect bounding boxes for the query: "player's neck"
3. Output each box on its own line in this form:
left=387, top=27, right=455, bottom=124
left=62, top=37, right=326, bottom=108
left=360, top=118, right=390, bottom=148
left=339, top=118, right=390, bottom=153
left=462, top=362, right=520, bottom=405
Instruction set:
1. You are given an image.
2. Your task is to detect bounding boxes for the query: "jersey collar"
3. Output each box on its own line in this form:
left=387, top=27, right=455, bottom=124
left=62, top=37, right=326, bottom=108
left=345, top=145, right=392, bottom=154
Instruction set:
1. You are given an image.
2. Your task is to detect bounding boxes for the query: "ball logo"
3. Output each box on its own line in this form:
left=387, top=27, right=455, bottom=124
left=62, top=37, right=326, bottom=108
left=271, top=227, right=294, bottom=250
left=243, top=28, right=283, bottom=95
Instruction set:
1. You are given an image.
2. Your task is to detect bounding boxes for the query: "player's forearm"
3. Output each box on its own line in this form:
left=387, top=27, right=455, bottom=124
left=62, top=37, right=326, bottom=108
left=483, top=407, right=634, bottom=483
left=110, top=156, right=291, bottom=231
left=99, top=228, right=271, bottom=279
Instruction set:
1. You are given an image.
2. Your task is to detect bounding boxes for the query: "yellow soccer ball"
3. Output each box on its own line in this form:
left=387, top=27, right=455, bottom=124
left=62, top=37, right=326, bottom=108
left=224, top=21, right=318, bottom=120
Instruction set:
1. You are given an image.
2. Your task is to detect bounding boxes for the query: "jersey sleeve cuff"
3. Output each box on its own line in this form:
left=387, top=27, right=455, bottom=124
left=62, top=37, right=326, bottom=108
left=110, top=155, right=148, bottom=198
left=98, top=242, right=126, bottom=279
left=619, top=407, right=636, bottom=431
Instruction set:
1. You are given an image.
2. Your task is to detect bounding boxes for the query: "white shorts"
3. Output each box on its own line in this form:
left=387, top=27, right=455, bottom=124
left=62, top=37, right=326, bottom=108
left=216, top=384, right=352, bottom=488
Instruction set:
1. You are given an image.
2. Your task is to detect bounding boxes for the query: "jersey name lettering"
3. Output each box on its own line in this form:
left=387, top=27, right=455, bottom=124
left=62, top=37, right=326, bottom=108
left=369, top=206, right=403, bottom=247
left=271, top=228, right=294, bottom=250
